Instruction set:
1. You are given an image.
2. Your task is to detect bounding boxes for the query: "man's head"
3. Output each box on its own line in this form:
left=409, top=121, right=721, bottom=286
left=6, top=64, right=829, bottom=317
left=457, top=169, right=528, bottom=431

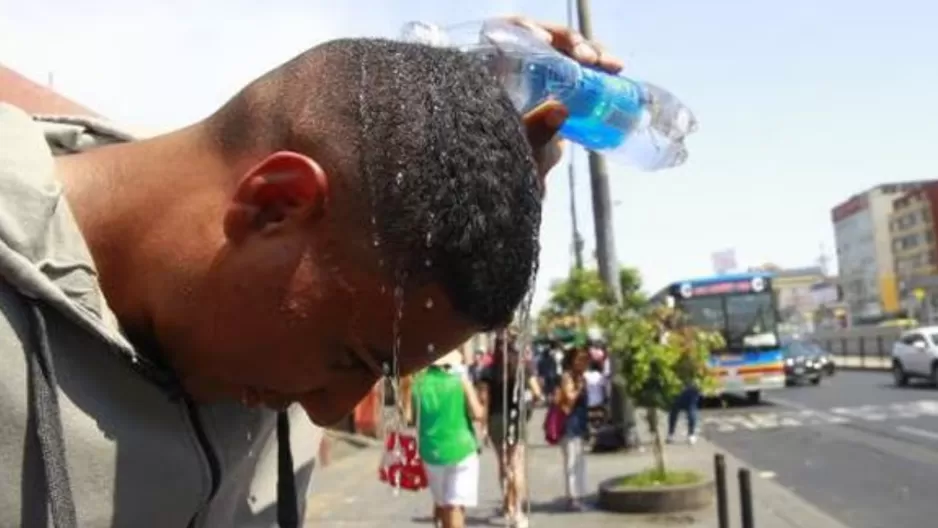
left=147, top=39, right=541, bottom=423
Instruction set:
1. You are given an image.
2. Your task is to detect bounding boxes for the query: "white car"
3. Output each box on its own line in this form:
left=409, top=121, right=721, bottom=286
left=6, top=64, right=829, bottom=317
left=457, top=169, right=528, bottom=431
left=891, top=326, right=938, bottom=386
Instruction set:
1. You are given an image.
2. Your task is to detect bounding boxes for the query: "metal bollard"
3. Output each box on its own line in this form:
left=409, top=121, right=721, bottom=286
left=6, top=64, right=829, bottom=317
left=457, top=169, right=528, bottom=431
left=714, top=454, right=729, bottom=528
left=739, top=467, right=755, bottom=528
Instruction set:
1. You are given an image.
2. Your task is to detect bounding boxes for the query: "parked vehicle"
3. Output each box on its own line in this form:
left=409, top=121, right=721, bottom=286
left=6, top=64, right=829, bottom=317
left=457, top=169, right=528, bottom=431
left=782, top=340, right=825, bottom=386
left=891, top=326, right=938, bottom=386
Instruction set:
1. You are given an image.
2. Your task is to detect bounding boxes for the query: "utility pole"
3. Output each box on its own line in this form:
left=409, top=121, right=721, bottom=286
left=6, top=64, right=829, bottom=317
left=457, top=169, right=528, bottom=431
left=575, top=0, right=622, bottom=302
left=567, top=0, right=585, bottom=270
left=569, top=161, right=585, bottom=270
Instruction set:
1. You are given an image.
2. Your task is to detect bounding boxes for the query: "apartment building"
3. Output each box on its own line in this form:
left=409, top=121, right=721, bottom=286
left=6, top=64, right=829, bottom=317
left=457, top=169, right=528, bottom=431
left=890, top=182, right=938, bottom=320
left=832, top=181, right=935, bottom=321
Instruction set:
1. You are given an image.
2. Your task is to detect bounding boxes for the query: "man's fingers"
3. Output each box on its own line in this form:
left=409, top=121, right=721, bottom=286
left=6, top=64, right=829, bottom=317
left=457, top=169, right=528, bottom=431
left=591, top=41, right=625, bottom=74
left=504, top=16, right=624, bottom=74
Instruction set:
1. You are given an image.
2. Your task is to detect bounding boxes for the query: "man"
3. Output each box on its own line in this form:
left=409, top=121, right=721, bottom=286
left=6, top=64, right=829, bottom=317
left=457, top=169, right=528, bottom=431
left=0, top=18, right=622, bottom=528
left=407, top=352, right=484, bottom=528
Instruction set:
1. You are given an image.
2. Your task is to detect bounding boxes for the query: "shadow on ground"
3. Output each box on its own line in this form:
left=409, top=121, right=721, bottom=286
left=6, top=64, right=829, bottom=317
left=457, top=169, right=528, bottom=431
left=410, top=513, right=499, bottom=526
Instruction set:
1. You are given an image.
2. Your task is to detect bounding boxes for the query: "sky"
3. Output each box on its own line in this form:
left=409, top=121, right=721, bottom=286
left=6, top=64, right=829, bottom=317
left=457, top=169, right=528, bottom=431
left=2, top=0, right=937, bottom=312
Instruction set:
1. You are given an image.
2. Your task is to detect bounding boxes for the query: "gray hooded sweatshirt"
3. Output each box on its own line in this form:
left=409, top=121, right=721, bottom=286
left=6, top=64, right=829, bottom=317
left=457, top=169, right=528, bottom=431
left=0, top=103, right=322, bottom=527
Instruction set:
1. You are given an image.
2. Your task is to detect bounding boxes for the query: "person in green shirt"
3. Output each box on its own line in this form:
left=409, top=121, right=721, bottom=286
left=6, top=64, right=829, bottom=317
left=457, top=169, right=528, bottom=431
left=407, top=355, right=485, bottom=528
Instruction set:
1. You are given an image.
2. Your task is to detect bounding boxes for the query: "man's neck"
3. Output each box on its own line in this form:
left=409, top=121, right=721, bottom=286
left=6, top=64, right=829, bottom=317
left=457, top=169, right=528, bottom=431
left=54, top=125, right=231, bottom=342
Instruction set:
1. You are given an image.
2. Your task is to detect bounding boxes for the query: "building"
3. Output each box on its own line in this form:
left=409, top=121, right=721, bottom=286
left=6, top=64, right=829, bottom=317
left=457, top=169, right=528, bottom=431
left=831, top=181, right=935, bottom=322
left=750, top=264, right=831, bottom=332
left=773, top=266, right=826, bottom=319
left=0, top=64, right=97, bottom=116
left=890, top=182, right=938, bottom=322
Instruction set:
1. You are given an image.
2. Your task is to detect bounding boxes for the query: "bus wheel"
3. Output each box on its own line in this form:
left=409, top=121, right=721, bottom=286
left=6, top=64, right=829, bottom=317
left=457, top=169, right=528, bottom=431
left=746, top=390, right=761, bottom=405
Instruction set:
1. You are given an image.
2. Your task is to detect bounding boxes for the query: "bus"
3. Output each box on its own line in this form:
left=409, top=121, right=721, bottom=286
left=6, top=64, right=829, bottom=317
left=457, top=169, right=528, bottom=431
left=652, top=271, right=785, bottom=403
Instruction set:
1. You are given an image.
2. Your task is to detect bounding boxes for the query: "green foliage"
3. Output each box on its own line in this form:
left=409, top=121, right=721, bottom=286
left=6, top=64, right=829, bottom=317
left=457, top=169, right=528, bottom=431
left=537, top=266, right=646, bottom=333
left=617, top=267, right=647, bottom=312
left=601, top=301, right=724, bottom=475
left=618, top=468, right=702, bottom=488
left=605, top=304, right=722, bottom=410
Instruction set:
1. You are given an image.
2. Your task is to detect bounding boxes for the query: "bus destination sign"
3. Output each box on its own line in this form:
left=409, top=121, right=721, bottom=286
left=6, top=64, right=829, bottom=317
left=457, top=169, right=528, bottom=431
left=677, top=276, right=766, bottom=298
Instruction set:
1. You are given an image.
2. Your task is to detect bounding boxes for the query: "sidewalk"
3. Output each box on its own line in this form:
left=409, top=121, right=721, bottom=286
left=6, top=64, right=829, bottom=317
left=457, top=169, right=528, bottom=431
left=833, top=355, right=890, bottom=370
left=305, top=408, right=848, bottom=527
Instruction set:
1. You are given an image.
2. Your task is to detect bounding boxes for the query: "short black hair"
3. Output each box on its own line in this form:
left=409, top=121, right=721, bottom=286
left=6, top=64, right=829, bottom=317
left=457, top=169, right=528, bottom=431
left=209, top=38, right=542, bottom=329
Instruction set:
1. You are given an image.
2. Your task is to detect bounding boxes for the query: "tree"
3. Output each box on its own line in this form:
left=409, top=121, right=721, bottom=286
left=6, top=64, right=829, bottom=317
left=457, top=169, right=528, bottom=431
left=602, top=304, right=722, bottom=477
left=538, top=266, right=646, bottom=333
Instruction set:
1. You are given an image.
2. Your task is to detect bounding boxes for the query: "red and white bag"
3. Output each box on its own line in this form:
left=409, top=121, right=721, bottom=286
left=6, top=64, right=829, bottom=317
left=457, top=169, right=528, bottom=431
left=378, top=429, right=428, bottom=492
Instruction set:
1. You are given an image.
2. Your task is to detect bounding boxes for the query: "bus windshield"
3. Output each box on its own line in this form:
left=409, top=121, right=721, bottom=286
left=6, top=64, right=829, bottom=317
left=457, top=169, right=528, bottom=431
left=679, top=291, right=779, bottom=349
left=680, top=296, right=725, bottom=332
left=726, top=292, right=778, bottom=347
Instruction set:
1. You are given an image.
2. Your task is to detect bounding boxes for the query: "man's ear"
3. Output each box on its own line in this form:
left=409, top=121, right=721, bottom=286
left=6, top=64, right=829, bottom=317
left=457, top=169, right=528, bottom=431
left=223, top=152, right=329, bottom=242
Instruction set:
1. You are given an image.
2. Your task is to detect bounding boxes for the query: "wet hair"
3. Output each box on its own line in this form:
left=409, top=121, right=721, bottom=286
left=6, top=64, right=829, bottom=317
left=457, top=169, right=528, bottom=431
left=208, top=38, right=541, bottom=329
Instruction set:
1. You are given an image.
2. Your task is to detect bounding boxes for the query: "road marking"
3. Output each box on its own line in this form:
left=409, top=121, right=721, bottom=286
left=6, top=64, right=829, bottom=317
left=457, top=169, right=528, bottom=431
left=897, top=425, right=938, bottom=442
left=704, top=398, right=938, bottom=434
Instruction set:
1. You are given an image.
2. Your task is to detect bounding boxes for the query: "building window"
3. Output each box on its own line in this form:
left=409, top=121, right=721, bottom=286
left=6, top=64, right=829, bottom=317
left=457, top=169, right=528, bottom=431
left=928, top=231, right=935, bottom=243
left=923, top=210, right=931, bottom=223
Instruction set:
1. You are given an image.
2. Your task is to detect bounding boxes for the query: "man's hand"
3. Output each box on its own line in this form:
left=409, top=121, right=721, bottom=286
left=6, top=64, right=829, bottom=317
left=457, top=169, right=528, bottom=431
left=505, top=16, right=625, bottom=185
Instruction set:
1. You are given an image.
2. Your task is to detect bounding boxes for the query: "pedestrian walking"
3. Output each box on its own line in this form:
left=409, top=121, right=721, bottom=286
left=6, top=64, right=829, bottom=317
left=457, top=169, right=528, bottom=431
left=407, top=353, right=485, bottom=528
left=556, top=346, right=591, bottom=511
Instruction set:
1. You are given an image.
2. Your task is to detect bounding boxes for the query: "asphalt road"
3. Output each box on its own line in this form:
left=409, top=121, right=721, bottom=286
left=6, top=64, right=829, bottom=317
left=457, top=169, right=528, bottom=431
left=701, top=371, right=938, bottom=528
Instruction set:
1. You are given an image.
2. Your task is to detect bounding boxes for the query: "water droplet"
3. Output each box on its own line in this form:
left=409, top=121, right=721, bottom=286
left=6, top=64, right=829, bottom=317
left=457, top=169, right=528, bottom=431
left=380, top=285, right=387, bottom=294
left=424, top=258, right=432, bottom=268
left=425, top=298, right=434, bottom=309
left=371, top=215, right=377, bottom=226
left=395, top=172, right=404, bottom=185
left=427, top=343, right=435, bottom=355
left=425, top=232, right=432, bottom=248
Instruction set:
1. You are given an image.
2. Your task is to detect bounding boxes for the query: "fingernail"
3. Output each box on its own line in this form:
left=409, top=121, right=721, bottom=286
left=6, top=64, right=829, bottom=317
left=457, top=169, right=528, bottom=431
left=575, top=42, right=599, bottom=63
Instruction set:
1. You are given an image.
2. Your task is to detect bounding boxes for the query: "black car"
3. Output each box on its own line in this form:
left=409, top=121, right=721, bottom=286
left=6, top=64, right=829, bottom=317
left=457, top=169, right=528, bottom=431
left=783, top=340, right=829, bottom=385
left=807, top=341, right=836, bottom=377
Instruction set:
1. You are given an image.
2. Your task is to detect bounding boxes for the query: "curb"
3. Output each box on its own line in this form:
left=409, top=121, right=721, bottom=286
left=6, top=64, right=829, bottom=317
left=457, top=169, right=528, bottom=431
left=324, top=429, right=384, bottom=448
left=319, top=429, right=384, bottom=469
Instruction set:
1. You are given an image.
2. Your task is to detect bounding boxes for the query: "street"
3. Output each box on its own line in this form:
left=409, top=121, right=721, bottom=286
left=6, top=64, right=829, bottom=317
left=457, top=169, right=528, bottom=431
left=704, top=371, right=938, bottom=528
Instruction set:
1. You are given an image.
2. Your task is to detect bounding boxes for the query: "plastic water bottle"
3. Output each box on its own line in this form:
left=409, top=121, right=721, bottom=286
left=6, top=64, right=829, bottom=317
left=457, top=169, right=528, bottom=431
left=401, top=19, right=698, bottom=171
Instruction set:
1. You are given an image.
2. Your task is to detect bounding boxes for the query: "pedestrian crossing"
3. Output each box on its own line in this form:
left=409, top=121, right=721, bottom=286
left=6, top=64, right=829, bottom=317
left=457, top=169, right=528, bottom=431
left=703, top=399, right=938, bottom=433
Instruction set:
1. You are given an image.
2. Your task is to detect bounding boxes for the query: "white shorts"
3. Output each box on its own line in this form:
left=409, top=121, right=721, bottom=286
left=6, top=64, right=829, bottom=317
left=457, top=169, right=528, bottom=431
left=424, top=453, right=480, bottom=507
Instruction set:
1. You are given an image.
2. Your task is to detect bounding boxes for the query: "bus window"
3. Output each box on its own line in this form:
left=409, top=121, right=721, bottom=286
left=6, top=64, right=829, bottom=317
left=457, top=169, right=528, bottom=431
left=680, top=296, right=726, bottom=331
left=725, top=293, right=779, bottom=348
